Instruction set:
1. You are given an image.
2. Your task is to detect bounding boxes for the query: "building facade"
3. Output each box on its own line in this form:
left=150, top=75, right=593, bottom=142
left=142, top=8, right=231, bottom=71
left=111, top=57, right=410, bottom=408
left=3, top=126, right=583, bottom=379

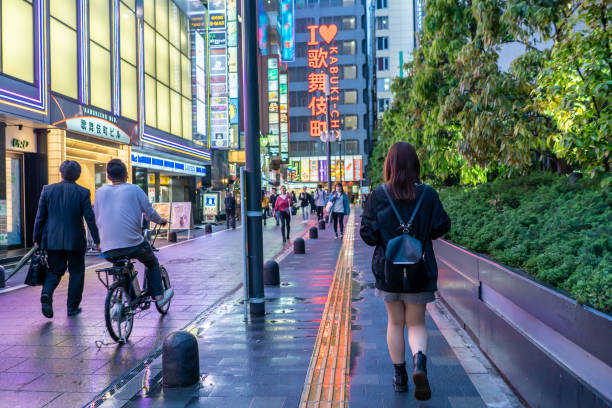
left=0, top=0, right=219, bottom=251
left=286, top=0, right=369, bottom=192
left=373, top=0, right=419, bottom=120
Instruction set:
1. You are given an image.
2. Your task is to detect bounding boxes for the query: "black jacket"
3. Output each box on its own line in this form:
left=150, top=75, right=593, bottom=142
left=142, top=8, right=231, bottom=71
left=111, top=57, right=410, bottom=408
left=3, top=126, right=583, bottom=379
left=33, top=181, right=100, bottom=252
left=299, top=192, right=311, bottom=207
left=224, top=195, right=236, bottom=212
left=360, top=184, right=451, bottom=293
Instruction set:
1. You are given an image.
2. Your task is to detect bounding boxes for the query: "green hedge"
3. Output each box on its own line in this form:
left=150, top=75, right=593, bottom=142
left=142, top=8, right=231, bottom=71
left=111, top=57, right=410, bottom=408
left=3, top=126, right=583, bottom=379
left=438, top=173, right=611, bottom=312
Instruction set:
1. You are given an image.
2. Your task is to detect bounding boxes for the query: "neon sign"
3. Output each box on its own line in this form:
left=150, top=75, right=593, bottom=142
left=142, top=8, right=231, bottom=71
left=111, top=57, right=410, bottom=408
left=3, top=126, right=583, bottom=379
left=306, top=24, right=341, bottom=138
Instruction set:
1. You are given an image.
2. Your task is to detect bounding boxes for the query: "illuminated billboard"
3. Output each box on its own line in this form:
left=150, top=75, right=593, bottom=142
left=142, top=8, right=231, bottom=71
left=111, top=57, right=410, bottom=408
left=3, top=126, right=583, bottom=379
left=280, top=0, right=295, bottom=62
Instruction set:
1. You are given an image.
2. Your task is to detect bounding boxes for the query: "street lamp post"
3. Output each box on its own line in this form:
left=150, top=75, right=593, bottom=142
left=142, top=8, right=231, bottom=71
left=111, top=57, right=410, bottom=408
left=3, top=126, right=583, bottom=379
left=241, top=0, right=264, bottom=316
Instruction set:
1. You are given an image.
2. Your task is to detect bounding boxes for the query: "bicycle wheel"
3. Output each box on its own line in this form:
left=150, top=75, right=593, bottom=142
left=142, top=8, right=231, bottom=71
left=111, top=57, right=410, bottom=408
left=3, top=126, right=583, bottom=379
left=104, top=282, right=134, bottom=343
left=155, top=265, right=172, bottom=315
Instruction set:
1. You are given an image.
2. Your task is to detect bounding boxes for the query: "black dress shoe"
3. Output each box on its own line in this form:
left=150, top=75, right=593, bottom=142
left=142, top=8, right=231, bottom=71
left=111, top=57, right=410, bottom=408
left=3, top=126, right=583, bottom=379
left=41, top=295, right=53, bottom=319
left=67, top=307, right=82, bottom=317
left=393, top=362, right=408, bottom=392
left=412, top=351, right=431, bottom=400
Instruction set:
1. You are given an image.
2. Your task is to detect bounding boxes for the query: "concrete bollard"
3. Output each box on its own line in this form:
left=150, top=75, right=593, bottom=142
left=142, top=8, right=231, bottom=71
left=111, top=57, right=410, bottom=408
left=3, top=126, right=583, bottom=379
left=318, top=220, right=326, bottom=230
left=264, top=260, right=280, bottom=286
left=309, top=226, right=318, bottom=239
left=168, top=231, right=178, bottom=242
left=162, top=330, right=199, bottom=387
left=294, top=237, right=305, bottom=254
left=0, top=265, right=5, bottom=288
left=205, top=224, right=213, bottom=234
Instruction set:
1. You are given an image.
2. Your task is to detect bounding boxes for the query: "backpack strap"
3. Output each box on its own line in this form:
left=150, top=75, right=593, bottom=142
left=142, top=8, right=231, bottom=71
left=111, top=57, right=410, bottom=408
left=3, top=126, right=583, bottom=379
left=382, top=185, right=406, bottom=226
left=382, top=184, right=427, bottom=230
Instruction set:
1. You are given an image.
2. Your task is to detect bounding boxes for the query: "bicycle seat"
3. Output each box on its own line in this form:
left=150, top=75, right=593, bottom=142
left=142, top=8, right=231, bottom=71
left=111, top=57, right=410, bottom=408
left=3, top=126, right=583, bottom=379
left=102, top=255, right=132, bottom=265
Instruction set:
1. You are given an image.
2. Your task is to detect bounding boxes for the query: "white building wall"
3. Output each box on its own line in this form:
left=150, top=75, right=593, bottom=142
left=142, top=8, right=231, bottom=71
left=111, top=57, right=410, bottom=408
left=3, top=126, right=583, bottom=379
left=374, top=0, right=415, bottom=119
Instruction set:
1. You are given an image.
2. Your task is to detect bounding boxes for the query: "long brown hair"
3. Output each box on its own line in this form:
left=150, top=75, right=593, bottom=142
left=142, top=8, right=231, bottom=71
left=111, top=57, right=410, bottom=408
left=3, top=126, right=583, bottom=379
left=384, top=142, right=420, bottom=201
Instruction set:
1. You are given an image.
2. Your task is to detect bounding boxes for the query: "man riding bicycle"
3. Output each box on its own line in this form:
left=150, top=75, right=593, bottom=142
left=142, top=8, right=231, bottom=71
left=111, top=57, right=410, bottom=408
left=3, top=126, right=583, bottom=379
left=94, top=159, right=173, bottom=308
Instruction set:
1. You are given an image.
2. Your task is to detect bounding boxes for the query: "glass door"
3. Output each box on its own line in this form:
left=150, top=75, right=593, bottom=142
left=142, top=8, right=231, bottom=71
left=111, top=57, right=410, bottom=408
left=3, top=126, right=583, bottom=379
left=5, top=153, right=24, bottom=247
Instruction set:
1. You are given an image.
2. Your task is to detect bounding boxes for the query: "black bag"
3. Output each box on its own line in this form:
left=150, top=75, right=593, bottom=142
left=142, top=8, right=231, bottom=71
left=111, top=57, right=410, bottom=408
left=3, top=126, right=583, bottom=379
left=382, top=185, right=428, bottom=290
left=291, top=206, right=298, bottom=216
left=25, top=249, right=48, bottom=286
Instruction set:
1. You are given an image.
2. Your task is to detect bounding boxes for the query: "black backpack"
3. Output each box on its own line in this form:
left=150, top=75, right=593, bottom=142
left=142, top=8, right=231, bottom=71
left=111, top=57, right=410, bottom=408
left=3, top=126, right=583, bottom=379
left=382, top=185, right=428, bottom=290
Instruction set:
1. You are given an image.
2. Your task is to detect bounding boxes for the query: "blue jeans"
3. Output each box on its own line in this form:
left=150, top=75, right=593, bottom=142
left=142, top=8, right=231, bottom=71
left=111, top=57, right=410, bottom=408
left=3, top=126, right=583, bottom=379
left=301, top=206, right=308, bottom=221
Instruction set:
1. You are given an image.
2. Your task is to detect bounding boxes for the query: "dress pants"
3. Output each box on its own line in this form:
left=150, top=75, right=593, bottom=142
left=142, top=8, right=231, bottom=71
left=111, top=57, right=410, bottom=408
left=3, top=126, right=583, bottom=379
left=42, top=250, right=85, bottom=310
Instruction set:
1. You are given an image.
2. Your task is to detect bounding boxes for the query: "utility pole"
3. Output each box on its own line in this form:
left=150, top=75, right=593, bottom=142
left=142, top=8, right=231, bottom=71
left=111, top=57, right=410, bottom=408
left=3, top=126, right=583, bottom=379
left=241, top=0, right=264, bottom=316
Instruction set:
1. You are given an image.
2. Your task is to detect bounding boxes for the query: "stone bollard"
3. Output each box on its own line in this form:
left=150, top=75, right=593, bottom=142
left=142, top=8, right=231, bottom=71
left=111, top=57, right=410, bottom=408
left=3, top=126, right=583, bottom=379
left=318, top=220, right=326, bottom=230
left=168, top=231, right=178, bottom=242
left=294, top=237, right=306, bottom=254
left=0, top=265, right=5, bottom=288
left=162, top=331, right=199, bottom=387
left=205, top=224, right=213, bottom=234
left=309, top=226, right=318, bottom=239
left=264, top=260, right=280, bottom=286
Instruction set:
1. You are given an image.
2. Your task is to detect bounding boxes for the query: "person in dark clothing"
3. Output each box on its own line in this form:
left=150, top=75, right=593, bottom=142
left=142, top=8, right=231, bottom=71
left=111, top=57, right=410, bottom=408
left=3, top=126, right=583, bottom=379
left=224, top=191, right=237, bottom=229
left=33, top=160, right=100, bottom=318
left=360, top=142, right=451, bottom=401
left=298, top=187, right=311, bottom=223
left=269, top=187, right=279, bottom=226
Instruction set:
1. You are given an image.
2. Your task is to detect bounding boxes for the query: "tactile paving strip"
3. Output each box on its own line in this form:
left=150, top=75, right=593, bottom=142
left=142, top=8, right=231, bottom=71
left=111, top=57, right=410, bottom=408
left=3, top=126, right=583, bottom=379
left=300, top=212, right=355, bottom=408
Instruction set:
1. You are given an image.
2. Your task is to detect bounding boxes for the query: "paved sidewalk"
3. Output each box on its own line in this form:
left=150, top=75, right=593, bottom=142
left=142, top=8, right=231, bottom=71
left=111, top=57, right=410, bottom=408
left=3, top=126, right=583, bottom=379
left=119, top=215, right=345, bottom=407
left=0, top=217, right=312, bottom=408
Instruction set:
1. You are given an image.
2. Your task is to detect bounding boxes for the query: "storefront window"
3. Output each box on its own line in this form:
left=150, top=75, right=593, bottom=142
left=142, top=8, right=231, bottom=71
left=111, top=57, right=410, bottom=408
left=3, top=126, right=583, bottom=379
left=5, top=154, right=23, bottom=246
left=2, top=0, right=34, bottom=83
left=144, top=0, right=192, bottom=138
left=50, top=18, right=78, bottom=99
left=89, top=0, right=111, bottom=111
left=120, top=0, right=137, bottom=120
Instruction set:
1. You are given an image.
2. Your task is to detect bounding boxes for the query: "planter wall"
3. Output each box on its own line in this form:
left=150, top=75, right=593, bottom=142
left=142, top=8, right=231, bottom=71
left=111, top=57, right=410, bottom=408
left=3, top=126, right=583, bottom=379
left=434, top=239, right=612, bottom=408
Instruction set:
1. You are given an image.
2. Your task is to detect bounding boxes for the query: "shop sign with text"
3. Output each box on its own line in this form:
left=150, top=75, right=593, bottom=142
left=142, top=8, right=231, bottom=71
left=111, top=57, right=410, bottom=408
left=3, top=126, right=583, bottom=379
left=306, top=24, right=341, bottom=139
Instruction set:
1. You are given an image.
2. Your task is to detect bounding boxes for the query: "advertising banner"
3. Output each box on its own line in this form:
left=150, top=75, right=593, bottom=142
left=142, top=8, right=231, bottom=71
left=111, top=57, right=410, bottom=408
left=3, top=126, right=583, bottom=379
left=0, top=200, right=6, bottom=247
left=354, top=157, right=362, bottom=181
left=344, top=158, right=354, bottom=182
left=279, top=73, right=290, bottom=163
left=204, top=193, right=219, bottom=216
left=170, top=202, right=192, bottom=230
left=310, top=159, right=318, bottom=182
left=268, top=57, right=280, bottom=155
left=153, top=203, right=171, bottom=222
left=208, top=0, right=230, bottom=149
left=318, top=159, right=327, bottom=183
left=280, top=0, right=295, bottom=62
left=300, top=158, right=310, bottom=182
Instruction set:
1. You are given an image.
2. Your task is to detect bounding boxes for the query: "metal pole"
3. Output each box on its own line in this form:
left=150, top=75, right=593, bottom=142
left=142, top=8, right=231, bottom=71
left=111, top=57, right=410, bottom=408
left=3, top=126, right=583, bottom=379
left=326, top=96, right=332, bottom=193
left=240, top=167, right=248, bottom=321
left=241, top=0, right=265, bottom=316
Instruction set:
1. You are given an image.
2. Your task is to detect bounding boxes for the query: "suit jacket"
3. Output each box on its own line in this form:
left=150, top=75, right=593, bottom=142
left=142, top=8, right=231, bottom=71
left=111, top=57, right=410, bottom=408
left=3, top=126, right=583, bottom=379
left=33, top=181, right=100, bottom=252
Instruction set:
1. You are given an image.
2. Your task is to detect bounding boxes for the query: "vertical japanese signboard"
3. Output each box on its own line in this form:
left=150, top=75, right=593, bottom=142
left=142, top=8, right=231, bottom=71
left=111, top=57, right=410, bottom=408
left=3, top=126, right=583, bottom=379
left=279, top=72, right=289, bottom=163
left=227, top=0, right=240, bottom=149
left=306, top=24, right=341, bottom=139
left=280, top=0, right=295, bottom=62
left=192, top=24, right=207, bottom=141
left=268, top=57, right=280, bottom=156
left=208, top=0, right=230, bottom=149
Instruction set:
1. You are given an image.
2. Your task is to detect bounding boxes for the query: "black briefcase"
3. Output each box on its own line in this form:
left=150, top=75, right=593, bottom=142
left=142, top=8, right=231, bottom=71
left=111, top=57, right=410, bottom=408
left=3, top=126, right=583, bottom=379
left=24, top=249, right=48, bottom=286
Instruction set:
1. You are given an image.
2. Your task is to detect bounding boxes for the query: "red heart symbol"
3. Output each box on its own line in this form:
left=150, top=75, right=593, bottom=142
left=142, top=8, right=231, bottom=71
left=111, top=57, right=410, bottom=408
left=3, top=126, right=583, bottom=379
left=319, top=24, right=338, bottom=44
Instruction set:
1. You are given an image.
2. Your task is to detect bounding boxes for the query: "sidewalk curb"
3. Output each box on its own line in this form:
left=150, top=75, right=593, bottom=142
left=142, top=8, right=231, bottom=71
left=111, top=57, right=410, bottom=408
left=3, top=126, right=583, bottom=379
left=428, top=299, right=525, bottom=408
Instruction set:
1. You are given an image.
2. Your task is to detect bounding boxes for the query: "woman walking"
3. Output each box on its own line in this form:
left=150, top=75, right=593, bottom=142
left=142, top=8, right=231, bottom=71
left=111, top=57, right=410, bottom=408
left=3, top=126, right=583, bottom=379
left=360, top=142, right=451, bottom=400
left=261, top=191, right=270, bottom=226
left=327, top=182, right=350, bottom=239
left=273, top=185, right=293, bottom=244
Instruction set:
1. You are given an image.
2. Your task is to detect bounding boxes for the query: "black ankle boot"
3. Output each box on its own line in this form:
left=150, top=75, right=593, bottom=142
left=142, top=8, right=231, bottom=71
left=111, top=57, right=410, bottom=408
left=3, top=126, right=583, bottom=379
left=392, top=362, right=408, bottom=392
left=412, top=351, right=431, bottom=400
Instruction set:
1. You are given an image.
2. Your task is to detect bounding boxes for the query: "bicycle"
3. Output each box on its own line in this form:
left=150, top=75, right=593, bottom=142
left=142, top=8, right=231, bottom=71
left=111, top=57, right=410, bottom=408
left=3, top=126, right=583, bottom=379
left=96, top=224, right=172, bottom=344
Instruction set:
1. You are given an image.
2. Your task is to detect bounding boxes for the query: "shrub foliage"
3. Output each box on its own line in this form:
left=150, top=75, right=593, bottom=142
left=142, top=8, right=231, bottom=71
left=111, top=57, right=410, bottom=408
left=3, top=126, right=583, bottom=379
left=439, top=173, right=611, bottom=312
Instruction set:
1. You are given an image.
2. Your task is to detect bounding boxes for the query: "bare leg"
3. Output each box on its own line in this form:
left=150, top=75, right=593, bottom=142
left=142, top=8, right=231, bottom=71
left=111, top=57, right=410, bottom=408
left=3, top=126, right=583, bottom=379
left=385, top=300, right=406, bottom=364
left=405, top=302, right=428, bottom=355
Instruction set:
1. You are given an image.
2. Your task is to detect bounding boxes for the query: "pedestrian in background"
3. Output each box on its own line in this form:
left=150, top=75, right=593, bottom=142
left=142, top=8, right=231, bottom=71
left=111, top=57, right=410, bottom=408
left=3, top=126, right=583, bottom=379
left=262, top=191, right=270, bottom=226
left=314, top=185, right=327, bottom=221
left=33, top=160, right=100, bottom=318
left=269, top=187, right=279, bottom=226
left=360, top=142, right=451, bottom=401
left=274, top=185, right=293, bottom=244
left=299, top=187, right=311, bottom=223
left=327, top=182, right=350, bottom=239
left=224, top=191, right=236, bottom=229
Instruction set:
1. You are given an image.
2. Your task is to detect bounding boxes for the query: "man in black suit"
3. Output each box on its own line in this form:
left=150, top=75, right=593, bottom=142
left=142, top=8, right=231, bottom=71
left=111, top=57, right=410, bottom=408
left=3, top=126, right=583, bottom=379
left=224, top=191, right=237, bottom=229
left=33, top=160, right=100, bottom=318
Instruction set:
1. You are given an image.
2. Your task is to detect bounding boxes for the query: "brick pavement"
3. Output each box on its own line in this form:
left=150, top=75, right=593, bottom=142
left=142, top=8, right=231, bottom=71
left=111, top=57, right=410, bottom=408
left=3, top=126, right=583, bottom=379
left=0, top=217, right=312, bottom=408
